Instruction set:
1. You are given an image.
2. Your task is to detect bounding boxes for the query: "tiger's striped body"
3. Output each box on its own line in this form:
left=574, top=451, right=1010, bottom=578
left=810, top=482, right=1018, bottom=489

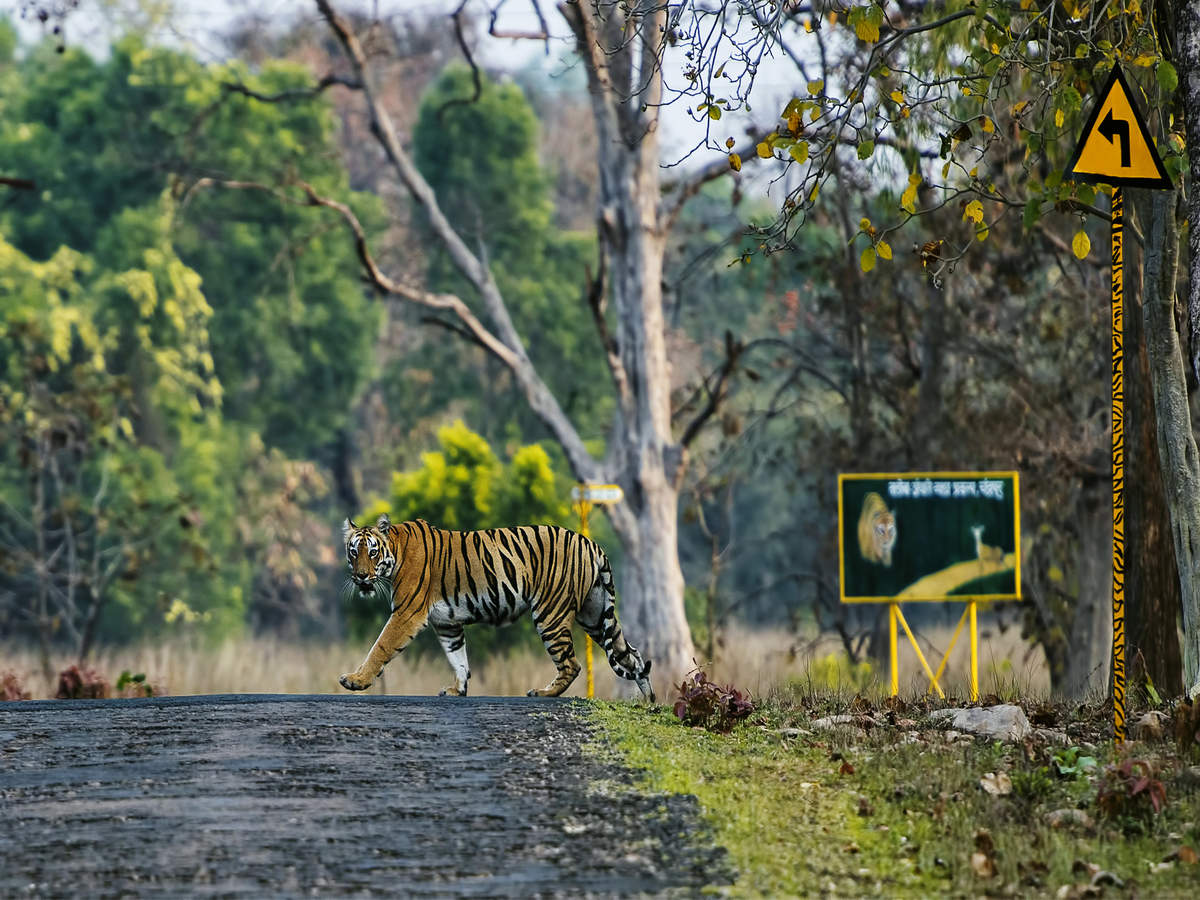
left=339, top=515, right=654, bottom=700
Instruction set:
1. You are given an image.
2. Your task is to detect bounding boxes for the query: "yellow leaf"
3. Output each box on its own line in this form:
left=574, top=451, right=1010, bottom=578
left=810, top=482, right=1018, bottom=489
left=855, top=18, right=880, bottom=42
left=1012, top=100, right=1028, bottom=116
left=890, top=90, right=904, bottom=104
left=877, top=240, right=893, bottom=260
left=708, top=104, right=722, bottom=120
left=901, top=176, right=920, bottom=214
left=860, top=246, right=877, bottom=272
left=1133, top=54, right=1157, bottom=67
left=808, top=79, right=824, bottom=96
left=789, top=141, right=809, bottom=164
left=756, top=142, right=772, bottom=159
left=787, top=112, right=801, bottom=133
left=728, top=152, right=742, bottom=172
left=860, top=217, right=872, bottom=232
left=963, top=199, right=984, bottom=224
left=1055, top=108, right=1065, bottom=128
left=976, top=225, right=989, bottom=242
left=970, top=166, right=979, bottom=178
left=981, top=116, right=994, bottom=134
left=1072, top=229, right=1091, bottom=259
left=725, top=137, right=735, bottom=149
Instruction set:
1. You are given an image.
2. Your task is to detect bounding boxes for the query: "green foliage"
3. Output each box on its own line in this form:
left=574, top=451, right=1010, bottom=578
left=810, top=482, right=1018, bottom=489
left=0, top=39, right=379, bottom=457
left=386, top=420, right=570, bottom=530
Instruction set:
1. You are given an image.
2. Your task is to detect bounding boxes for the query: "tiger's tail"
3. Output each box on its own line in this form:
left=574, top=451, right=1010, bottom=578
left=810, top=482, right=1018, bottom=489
left=585, top=551, right=655, bottom=702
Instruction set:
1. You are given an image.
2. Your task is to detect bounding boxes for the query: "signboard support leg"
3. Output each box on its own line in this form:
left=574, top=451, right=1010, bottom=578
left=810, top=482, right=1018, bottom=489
left=889, top=603, right=899, bottom=696
left=1111, top=189, right=1126, bottom=744
left=893, top=604, right=946, bottom=698
left=969, top=600, right=979, bottom=702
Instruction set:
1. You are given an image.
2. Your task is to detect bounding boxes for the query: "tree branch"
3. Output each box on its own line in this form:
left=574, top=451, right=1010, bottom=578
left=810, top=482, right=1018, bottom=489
left=221, top=73, right=362, bottom=103
left=315, top=0, right=600, bottom=484
left=583, top=250, right=634, bottom=417
left=679, top=331, right=744, bottom=448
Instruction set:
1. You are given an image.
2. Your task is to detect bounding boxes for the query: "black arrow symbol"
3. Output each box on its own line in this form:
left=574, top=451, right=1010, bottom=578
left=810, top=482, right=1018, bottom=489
left=1098, top=109, right=1131, bottom=167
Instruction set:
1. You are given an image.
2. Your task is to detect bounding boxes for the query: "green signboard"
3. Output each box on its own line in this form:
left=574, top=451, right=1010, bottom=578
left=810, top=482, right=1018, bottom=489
left=838, top=472, right=1021, bottom=603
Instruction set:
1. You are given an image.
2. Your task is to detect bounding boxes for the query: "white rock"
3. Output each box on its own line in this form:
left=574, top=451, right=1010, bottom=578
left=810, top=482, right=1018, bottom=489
left=930, top=705, right=1031, bottom=741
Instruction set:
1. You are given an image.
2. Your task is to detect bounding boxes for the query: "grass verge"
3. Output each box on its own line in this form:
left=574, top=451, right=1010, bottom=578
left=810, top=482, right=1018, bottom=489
left=590, top=693, right=1200, bottom=898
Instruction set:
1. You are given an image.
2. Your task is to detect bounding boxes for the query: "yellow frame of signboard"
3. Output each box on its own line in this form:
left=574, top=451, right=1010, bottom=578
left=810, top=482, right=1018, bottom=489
left=837, top=471, right=1021, bottom=700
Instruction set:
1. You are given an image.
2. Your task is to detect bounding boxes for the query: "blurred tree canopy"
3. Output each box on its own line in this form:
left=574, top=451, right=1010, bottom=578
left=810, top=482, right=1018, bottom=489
left=0, top=31, right=379, bottom=663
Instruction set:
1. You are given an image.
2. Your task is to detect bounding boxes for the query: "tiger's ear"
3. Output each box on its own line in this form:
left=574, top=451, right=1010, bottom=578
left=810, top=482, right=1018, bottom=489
left=376, top=513, right=391, bottom=534
left=343, top=518, right=355, bottom=544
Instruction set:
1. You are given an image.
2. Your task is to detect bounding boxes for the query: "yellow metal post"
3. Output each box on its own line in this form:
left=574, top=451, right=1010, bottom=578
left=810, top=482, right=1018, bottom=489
left=889, top=602, right=899, bottom=696
left=1111, top=189, right=1126, bottom=744
left=577, top=494, right=595, bottom=699
left=969, top=600, right=979, bottom=702
left=893, top=605, right=945, bottom=698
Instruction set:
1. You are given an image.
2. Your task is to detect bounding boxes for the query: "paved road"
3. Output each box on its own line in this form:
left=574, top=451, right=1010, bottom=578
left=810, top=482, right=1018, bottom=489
left=0, top=695, right=729, bottom=898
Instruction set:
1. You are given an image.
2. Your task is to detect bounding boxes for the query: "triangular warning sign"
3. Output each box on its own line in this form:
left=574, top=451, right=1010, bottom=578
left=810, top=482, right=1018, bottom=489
left=1067, top=64, right=1171, bottom=189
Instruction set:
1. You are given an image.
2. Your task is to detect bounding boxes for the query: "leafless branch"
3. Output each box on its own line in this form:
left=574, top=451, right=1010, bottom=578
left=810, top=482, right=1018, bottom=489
left=315, top=0, right=602, bottom=488
left=680, top=331, right=744, bottom=448
left=222, top=73, right=361, bottom=104
left=437, top=1, right=483, bottom=122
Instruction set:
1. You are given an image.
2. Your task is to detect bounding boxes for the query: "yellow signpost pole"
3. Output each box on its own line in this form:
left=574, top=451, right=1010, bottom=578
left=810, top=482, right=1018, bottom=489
left=576, top=496, right=594, bottom=699
left=969, top=600, right=979, bottom=702
left=1111, top=189, right=1126, bottom=743
left=571, top=483, right=623, bottom=700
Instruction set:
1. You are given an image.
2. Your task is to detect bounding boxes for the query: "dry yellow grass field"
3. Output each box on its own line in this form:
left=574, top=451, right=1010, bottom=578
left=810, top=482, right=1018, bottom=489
left=1, top=617, right=1048, bottom=701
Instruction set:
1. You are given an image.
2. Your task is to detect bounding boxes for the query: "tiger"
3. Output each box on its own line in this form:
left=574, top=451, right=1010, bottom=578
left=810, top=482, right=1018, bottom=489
left=857, top=492, right=896, bottom=567
left=338, top=514, right=655, bottom=701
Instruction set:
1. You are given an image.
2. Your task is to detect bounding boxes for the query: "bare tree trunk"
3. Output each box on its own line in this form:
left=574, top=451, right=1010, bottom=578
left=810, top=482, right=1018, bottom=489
left=1061, top=479, right=1113, bottom=699
left=1127, top=194, right=1184, bottom=697
left=1176, top=0, right=1200, bottom=700
left=1142, top=188, right=1200, bottom=698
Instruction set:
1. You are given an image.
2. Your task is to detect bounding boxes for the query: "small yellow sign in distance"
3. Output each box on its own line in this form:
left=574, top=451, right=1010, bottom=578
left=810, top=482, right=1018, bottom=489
left=1067, top=64, right=1171, bottom=188
left=571, top=484, right=624, bottom=504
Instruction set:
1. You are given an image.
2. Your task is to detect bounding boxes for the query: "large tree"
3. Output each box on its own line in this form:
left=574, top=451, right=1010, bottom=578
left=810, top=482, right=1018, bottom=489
left=272, top=0, right=760, bottom=691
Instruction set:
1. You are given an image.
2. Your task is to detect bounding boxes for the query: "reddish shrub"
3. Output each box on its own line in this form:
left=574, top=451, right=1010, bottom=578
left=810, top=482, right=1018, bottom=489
left=1, top=671, right=31, bottom=701
left=55, top=664, right=110, bottom=699
left=672, top=666, right=754, bottom=733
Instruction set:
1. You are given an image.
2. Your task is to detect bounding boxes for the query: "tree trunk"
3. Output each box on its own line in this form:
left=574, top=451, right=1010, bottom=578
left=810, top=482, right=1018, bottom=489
left=1061, top=478, right=1113, bottom=699
left=1141, top=188, right=1200, bottom=699
left=562, top=1, right=695, bottom=694
left=1127, top=194, right=1185, bottom=697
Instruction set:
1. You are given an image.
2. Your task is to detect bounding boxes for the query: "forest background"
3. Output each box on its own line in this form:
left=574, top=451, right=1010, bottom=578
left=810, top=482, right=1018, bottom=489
left=1, top=0, right=1194, bottom=702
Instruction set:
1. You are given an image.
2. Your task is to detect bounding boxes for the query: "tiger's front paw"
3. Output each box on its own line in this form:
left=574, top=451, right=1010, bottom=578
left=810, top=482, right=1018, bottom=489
left=339, top=672, right=371, bottom=691
left=438, top=685, right=465, bottom=697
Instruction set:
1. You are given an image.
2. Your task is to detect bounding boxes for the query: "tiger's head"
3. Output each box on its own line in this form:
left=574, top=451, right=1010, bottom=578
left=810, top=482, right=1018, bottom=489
left=343, top=513, right=399, bottom=598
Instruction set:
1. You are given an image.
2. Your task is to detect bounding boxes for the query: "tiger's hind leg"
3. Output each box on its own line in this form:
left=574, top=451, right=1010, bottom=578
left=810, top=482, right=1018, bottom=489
left=527, top=613, right=581, bottom=698
left=433, top=623, right=470, bottom=697
left=578, top=584, right=655, bottom=702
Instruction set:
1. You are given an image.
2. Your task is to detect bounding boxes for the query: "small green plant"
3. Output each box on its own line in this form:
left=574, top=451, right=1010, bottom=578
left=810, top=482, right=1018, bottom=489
left=116, top=670, right=156, bottom=697
left=1010, top=766, right=1056, bottom=803
left=672, top=667, right=753, bottom=733
left=1095, top=759, right=1166, bottom=828
left=1, top=671, right=31, bottom=701
left=1051, top=746, right=1099, bottom=779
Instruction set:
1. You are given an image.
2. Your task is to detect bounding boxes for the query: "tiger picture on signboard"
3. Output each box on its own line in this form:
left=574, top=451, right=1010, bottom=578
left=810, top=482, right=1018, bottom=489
left=339, top=514, right=654, bottom=701
left=857, top=492, right=897, bottom=567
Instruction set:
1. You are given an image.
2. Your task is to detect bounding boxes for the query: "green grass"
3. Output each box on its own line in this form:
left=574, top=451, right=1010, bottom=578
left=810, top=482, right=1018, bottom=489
left=589, top=694, right=1200, bottom=898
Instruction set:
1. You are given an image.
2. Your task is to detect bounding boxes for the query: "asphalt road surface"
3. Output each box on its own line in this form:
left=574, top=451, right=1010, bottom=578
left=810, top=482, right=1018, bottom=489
left=0, top=695, right=729, bottom=897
